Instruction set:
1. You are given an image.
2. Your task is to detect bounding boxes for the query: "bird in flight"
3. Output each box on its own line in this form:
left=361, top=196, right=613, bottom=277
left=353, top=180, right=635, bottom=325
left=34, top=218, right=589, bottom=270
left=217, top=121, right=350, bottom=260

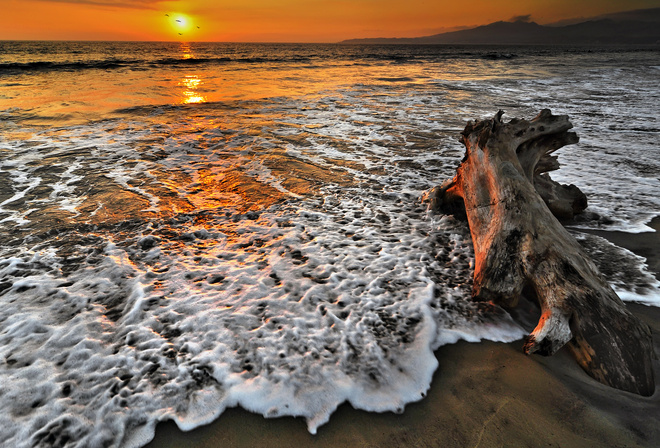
left=165, top=14, right=169, bottom=17
left=176, top=19, right=182, bottom=23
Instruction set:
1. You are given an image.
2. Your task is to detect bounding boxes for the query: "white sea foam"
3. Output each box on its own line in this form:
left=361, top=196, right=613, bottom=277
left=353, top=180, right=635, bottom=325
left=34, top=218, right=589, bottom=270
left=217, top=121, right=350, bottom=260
left=615, top=288, right=660, bottom=307
left=0, top=186, right=526, bottom=446
left=0, top=107, right=526, bottom=445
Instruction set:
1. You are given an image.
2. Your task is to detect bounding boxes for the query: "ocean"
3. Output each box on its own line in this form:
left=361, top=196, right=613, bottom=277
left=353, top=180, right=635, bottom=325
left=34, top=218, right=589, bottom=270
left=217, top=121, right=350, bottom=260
left=1, top=41, right=659, bottom=448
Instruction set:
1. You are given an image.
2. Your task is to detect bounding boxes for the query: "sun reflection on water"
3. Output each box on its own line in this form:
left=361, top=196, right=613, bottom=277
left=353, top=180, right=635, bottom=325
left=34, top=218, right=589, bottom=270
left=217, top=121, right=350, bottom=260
left=180, top=42, right=194, bottom=59
left=177, top=44, right=207, bottom=104
left=180, top=75, right=206, bottom=104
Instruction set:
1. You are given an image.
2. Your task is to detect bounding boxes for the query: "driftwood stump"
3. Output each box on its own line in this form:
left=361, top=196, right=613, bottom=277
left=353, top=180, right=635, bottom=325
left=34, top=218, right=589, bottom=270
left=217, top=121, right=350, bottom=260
left=425, top=110, right=655, bottom=396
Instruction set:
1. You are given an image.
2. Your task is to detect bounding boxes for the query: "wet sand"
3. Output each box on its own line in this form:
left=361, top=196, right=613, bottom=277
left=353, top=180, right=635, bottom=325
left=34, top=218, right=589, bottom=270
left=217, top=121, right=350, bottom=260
left=146, top=217, right=660, bottom=448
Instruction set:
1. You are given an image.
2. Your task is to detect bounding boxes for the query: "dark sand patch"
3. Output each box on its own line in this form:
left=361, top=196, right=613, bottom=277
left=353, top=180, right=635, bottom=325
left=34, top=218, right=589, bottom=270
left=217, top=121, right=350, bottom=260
left=146, top=217, right=660, bottom=448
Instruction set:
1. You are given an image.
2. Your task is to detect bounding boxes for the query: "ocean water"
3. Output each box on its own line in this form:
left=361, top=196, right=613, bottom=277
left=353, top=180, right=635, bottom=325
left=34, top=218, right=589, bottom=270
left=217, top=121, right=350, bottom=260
left=1, top=42, right=659, bottom=447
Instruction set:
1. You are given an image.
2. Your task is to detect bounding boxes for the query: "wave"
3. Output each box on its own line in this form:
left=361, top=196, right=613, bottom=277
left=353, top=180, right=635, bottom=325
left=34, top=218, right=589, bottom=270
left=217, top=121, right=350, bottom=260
left=0, top=55, right=319, bottom=75
left=0, top=51, right=528, bottom=75
left=0, top=59, right=131, bottom=73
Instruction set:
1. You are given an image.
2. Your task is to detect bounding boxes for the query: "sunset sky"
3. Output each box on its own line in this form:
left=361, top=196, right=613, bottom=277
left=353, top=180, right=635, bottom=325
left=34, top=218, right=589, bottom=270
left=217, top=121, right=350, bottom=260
left=1, top=0, right=657, bottom=42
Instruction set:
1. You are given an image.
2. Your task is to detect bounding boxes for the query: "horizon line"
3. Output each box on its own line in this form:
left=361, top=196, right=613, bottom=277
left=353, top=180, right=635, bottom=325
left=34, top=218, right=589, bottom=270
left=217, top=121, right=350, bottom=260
left=2, top=40, right=658, bottom=47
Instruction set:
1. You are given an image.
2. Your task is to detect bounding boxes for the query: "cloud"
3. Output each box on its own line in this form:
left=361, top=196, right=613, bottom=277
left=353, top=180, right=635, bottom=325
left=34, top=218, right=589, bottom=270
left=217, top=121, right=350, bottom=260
left=35, top=0, right=162, bottom=9
left=509, top=14, right=532, bottom=23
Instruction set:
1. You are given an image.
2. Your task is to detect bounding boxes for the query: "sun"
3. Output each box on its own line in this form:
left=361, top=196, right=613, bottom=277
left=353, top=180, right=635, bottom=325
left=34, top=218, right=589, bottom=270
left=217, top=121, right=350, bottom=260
left=166, top=13, right=196, bottom=38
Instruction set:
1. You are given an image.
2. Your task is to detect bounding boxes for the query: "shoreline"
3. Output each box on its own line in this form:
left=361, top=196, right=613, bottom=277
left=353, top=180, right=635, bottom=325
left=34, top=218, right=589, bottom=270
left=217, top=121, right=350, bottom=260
left=146, top=218, right=660, bottom=448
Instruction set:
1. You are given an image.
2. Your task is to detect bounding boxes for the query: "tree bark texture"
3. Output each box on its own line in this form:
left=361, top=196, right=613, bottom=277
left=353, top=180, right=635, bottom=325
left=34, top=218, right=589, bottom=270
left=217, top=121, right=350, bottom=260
left=424, top=110, right=655, bottom=396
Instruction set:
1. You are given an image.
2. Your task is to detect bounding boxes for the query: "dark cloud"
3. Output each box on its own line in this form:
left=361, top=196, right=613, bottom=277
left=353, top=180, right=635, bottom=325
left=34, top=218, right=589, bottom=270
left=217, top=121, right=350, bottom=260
left=510, top=14, right=533, bottom=23
left=37, top=0, right=161, bottom=9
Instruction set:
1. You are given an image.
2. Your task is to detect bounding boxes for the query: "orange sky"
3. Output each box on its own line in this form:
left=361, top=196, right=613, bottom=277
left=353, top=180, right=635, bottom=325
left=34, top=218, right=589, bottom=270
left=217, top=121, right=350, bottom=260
left=1, top=0, right=657, bottom=42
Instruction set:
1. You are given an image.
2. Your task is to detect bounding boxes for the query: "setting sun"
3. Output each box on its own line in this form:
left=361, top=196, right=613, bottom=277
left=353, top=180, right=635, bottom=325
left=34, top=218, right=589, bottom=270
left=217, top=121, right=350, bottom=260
left=166, top=13, right=197, bottom=39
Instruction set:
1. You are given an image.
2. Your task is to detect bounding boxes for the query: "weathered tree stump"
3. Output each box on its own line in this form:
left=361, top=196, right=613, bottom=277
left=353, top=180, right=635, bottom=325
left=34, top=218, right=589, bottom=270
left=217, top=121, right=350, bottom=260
left=424, top=109, right=655, bottom=396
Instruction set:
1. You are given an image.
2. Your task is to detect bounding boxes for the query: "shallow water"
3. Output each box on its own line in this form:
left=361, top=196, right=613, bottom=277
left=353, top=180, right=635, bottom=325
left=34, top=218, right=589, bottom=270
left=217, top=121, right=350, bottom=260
left=1, top=42, right=659, bottom=447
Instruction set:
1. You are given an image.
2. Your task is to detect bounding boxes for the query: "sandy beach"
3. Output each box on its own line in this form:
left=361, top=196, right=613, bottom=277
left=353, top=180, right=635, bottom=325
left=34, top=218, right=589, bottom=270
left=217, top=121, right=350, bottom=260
left=147, top=217, right=660, bottom=448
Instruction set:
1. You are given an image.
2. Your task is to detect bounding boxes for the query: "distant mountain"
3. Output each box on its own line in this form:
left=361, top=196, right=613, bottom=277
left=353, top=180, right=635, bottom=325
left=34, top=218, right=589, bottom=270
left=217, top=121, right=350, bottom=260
left=547, top=8, right=660, bottom=26
left=340, top=8, right=660, bottom=45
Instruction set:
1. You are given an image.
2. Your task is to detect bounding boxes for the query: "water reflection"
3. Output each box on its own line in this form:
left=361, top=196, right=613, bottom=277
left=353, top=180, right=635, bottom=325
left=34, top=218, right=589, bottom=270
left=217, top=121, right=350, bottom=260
left=180, top=75, right=206, bottom=104
left=180, top=42, right=194, bottom=60
left=178, top=43, right=207, bottom=104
